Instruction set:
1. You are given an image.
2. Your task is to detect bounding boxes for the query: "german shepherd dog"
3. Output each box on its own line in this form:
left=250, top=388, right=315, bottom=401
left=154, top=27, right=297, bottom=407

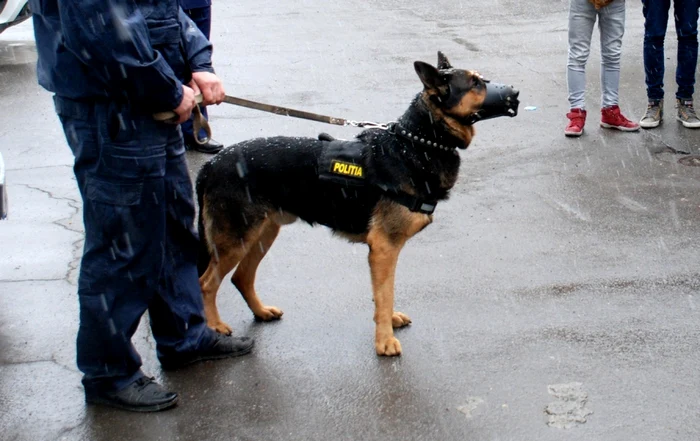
left=196, top=52, right=519, bottom=356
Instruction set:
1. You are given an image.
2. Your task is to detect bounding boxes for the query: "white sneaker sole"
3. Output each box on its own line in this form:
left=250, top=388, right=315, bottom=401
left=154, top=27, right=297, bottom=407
left=677, top=117, right=700, bottom=128
left=564, top=129, right=583, bottom=137
left=639, top=119, right=661, bottom=128
left=600, top=123, right=640, bottom=132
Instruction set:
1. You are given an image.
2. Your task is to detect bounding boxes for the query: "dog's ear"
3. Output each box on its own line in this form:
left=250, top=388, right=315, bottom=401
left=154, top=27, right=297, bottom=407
left=437, top=51, right=452, bottom=70
left=414, top=61, right=446, bottom=92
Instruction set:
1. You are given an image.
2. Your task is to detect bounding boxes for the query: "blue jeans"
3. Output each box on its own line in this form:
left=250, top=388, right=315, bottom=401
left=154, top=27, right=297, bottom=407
left=54, top=96, right=214, bottom=390
left=182, top=5, right=212, bottom=143
left=642, top=0, right=700, bottom=100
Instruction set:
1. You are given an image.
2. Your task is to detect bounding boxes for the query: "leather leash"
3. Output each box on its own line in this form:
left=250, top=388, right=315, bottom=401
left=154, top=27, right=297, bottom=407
left=222, top=95, right=348, bottom=126
left=153, top=94, right=388, bottom=145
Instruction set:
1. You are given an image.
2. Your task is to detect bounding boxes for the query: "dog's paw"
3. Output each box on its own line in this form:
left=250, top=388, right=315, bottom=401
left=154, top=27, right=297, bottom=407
left=253, top=305, right=284, bottom=322
left=375, top=336, right=402, bottom=356
left=209, top=320, right=234, bottom=335
left=392, top=311, right=412, bottom=328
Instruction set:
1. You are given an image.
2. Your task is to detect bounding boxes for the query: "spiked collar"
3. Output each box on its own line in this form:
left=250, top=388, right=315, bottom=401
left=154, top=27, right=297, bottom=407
left=387, top=122, right=462, bottom=151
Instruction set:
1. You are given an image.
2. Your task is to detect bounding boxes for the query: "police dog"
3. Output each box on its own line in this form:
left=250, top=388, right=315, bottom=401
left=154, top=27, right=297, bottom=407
left=196, top=52, right=519, bottom=356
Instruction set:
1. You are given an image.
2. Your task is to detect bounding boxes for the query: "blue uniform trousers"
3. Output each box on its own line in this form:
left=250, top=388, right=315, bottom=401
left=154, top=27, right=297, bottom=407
left=54, top=95, right=214, bottom=390
left=181, top=5, right=213, bottom=143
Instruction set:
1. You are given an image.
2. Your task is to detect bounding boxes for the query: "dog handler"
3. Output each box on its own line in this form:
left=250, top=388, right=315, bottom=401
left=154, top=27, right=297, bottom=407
left=29, top=0, right=254, bottom=412
left=179, top=0, right=225, bottom=153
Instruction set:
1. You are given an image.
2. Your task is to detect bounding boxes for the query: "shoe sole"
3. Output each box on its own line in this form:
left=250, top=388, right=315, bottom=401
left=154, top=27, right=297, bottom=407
left=185, top=143, right=223, bottom=154
left=86, top=395, right=179, bottom=412
left=600, top=123, right=640, bottom=132
left=639, top=120, right=661, bottom=128
left=677, top=117, right=700, bottom=128
left=160, top=340, right=255, bottom=371
left=564, top=130, right=583, bottom=137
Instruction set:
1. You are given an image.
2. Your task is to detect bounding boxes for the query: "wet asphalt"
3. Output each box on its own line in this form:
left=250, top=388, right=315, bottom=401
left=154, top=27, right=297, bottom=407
left=1, top=1, right=700, bottom=440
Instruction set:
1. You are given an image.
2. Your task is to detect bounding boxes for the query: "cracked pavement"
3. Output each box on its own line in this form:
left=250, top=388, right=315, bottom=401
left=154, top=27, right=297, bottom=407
left=2, top=1, right=700, bottom=440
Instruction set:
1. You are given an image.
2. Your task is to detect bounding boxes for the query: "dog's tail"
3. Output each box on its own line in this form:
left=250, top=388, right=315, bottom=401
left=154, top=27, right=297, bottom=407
left=196, top=174, right=211, bottom=277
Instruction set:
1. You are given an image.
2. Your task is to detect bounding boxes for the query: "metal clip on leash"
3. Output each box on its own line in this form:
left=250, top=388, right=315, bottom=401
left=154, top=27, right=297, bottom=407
left=345, top=120, right=392, bottom=130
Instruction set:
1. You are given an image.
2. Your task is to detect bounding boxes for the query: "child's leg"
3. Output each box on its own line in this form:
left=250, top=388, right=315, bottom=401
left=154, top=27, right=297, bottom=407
left=599, top=0, right=626, bottom=107
left=567, top=0, right=597, bottom=110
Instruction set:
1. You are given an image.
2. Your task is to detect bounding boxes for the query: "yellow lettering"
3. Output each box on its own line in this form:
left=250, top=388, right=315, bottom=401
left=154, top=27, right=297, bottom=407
left=331, top=161, right=364, bottom=178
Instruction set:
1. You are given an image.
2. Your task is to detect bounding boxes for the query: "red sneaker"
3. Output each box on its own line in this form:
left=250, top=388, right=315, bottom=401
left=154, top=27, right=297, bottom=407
left=565, top=108, right=586, bottom=137
left=600, top=105, right=640, bottom=132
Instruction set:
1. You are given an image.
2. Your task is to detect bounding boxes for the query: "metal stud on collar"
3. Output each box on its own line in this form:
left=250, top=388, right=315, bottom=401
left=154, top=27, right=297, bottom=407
left=392, top=123, right=460, bottom=150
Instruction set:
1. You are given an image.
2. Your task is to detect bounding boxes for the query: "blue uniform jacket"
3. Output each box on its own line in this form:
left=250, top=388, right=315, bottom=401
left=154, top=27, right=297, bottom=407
left=29, top=0, right=214, bottom=113
left=180, top=0, right=211, bottom=11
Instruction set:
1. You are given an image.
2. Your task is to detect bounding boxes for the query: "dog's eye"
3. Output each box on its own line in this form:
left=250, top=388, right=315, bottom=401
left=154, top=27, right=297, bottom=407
left=470, top=76, right=484, bottom=89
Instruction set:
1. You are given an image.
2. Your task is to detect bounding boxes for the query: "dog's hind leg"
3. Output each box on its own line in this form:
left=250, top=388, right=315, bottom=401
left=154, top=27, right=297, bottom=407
left=199, top=243, right=247, bottom=335
left=199, top=221, right=268, bottom=335
left=231, top=218, right=284, bottom=321
left=199, top=249, right=244, bottom=335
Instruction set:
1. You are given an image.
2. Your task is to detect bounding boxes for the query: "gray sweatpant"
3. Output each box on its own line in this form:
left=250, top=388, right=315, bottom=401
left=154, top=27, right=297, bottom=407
left=567, top=0, right=626, bottom=110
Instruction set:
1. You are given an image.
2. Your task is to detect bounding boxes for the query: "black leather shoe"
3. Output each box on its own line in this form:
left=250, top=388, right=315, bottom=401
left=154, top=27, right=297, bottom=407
left=185, top=138, right=224, bottom=154
left=85, top=376, right=178, bottom=412
left=160, top=334, right=255, bottom=370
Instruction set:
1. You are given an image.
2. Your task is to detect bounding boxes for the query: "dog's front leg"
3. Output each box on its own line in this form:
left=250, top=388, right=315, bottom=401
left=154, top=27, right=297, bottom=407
left=367, top=228, right=404, bottom=356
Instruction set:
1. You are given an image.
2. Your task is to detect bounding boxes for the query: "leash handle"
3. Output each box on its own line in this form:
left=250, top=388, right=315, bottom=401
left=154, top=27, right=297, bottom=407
left=191, top=104, right=212, bottom=145
left=152, top=93, right=203, bottom=122
left=152, top=94, right=211, bottom=145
